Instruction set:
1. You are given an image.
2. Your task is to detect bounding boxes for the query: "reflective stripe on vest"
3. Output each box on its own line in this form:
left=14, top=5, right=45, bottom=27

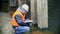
left=12, top=10, right=26, bottom=26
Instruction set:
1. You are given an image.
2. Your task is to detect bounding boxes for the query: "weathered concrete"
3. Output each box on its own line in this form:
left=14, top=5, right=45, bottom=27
left=0, top=12, right=14, bottom=34
left=30, top=0, right=37, bottom=24
left=37, top=0, right=48, bottom=29
left=18, top=0, right=26, bottom=7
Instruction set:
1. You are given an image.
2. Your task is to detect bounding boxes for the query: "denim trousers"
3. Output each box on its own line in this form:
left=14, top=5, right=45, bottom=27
left=14, top=26, right=30, bottom=34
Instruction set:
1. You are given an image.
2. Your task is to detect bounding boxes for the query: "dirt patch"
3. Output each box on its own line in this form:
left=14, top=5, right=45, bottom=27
left=32, top=31, right=43, bottom=34
left=31, top=31, right=56, bottom=34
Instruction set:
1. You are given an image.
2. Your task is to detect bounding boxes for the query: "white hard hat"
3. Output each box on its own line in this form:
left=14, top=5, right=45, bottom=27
left=22, top=4, right=29, bottom=12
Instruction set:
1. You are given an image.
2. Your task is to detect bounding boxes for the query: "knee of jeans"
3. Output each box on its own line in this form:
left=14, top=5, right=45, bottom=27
left=17, top=26, right=21, bottom=29
left=25, top=27, right=30, bottom=32
left=17, top=26, right=30, bottom=32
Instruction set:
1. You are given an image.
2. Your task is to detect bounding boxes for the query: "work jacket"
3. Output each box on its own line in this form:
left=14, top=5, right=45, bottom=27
left=12, top=10, right=26, bottom=26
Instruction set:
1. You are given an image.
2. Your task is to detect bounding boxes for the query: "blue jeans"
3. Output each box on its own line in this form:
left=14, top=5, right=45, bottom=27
left=14, top=26, right=30, bottom=34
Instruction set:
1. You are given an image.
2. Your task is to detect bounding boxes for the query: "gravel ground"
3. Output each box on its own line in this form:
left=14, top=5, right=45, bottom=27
left=0, top=12, right=14, bottom=34
left=0, top=12, right=57, bottom=34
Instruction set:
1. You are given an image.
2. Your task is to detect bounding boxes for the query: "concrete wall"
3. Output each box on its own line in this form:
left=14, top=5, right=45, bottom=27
left=30, top=0, right=48, bottom=29
left=30, top=0, right=37, bottom=24
left=18, top=0, right=26, bottom=7
left=0, top=13, right=14, bottom=34
left=36, top=0, right=48, bottom=29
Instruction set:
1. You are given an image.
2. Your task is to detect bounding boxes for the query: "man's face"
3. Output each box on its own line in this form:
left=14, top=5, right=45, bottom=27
left=24, top=11, right=27, bottom=13
left=22, top=11, right=27, bottom=14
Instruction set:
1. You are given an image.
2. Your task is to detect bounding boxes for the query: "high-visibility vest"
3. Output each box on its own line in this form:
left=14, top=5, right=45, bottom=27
left=12, top=10, right=26, bottom=26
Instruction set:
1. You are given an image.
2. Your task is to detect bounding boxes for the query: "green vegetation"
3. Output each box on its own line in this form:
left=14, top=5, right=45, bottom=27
left=0, top=25, right=2, bottom=34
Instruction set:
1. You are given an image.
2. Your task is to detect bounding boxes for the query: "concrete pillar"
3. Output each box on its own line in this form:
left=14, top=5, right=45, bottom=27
left=37, top=0, right=48, bottom=29
left=18, top=0, right=26, bottom=7
left=18, top=0, right=22, bottom=7
left=30, top=0, right=37, bottom=24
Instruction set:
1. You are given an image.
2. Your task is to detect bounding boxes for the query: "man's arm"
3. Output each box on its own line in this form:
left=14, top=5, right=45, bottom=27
left=15, top=14, right=29, bottom=26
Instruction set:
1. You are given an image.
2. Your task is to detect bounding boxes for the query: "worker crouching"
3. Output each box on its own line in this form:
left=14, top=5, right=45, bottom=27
left=12, top=4, right=32, bottom=34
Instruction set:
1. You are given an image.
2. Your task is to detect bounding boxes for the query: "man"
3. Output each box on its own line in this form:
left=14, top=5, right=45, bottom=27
left=12, top=4, right=32, bottom=34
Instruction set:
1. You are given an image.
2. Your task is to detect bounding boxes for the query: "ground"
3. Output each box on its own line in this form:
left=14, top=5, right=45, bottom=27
left=0, top=12, right=57, bottom=34
left=0, top=12, right=14, bottom=34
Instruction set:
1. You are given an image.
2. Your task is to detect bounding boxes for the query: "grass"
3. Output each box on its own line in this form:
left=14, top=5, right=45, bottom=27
left=29, top=24, right=57, bottom=34
left=0, top=25, right=2, bottom=34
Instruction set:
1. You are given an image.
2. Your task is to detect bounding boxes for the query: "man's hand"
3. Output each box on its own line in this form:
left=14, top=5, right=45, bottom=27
left=24, top=19, right=33, bottom=23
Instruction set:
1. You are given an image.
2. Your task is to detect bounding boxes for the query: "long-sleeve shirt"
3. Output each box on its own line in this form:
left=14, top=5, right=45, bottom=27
left=15, top=14, right=29, bottom=26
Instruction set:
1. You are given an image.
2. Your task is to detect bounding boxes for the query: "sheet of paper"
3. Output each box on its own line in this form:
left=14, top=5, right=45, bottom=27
left=24, top=20, right=33, bottom=23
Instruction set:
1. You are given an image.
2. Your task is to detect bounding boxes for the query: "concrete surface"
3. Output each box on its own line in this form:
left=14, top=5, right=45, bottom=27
left=0, top=12, right=14, bottom=34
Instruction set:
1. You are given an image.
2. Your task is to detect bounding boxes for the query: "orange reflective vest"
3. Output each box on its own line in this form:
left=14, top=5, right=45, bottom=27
left=12, top=10, right=26, bottom=26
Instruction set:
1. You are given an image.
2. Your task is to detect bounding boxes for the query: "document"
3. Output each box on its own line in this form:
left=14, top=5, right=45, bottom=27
left=24, top=19, right=33, bottom=23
